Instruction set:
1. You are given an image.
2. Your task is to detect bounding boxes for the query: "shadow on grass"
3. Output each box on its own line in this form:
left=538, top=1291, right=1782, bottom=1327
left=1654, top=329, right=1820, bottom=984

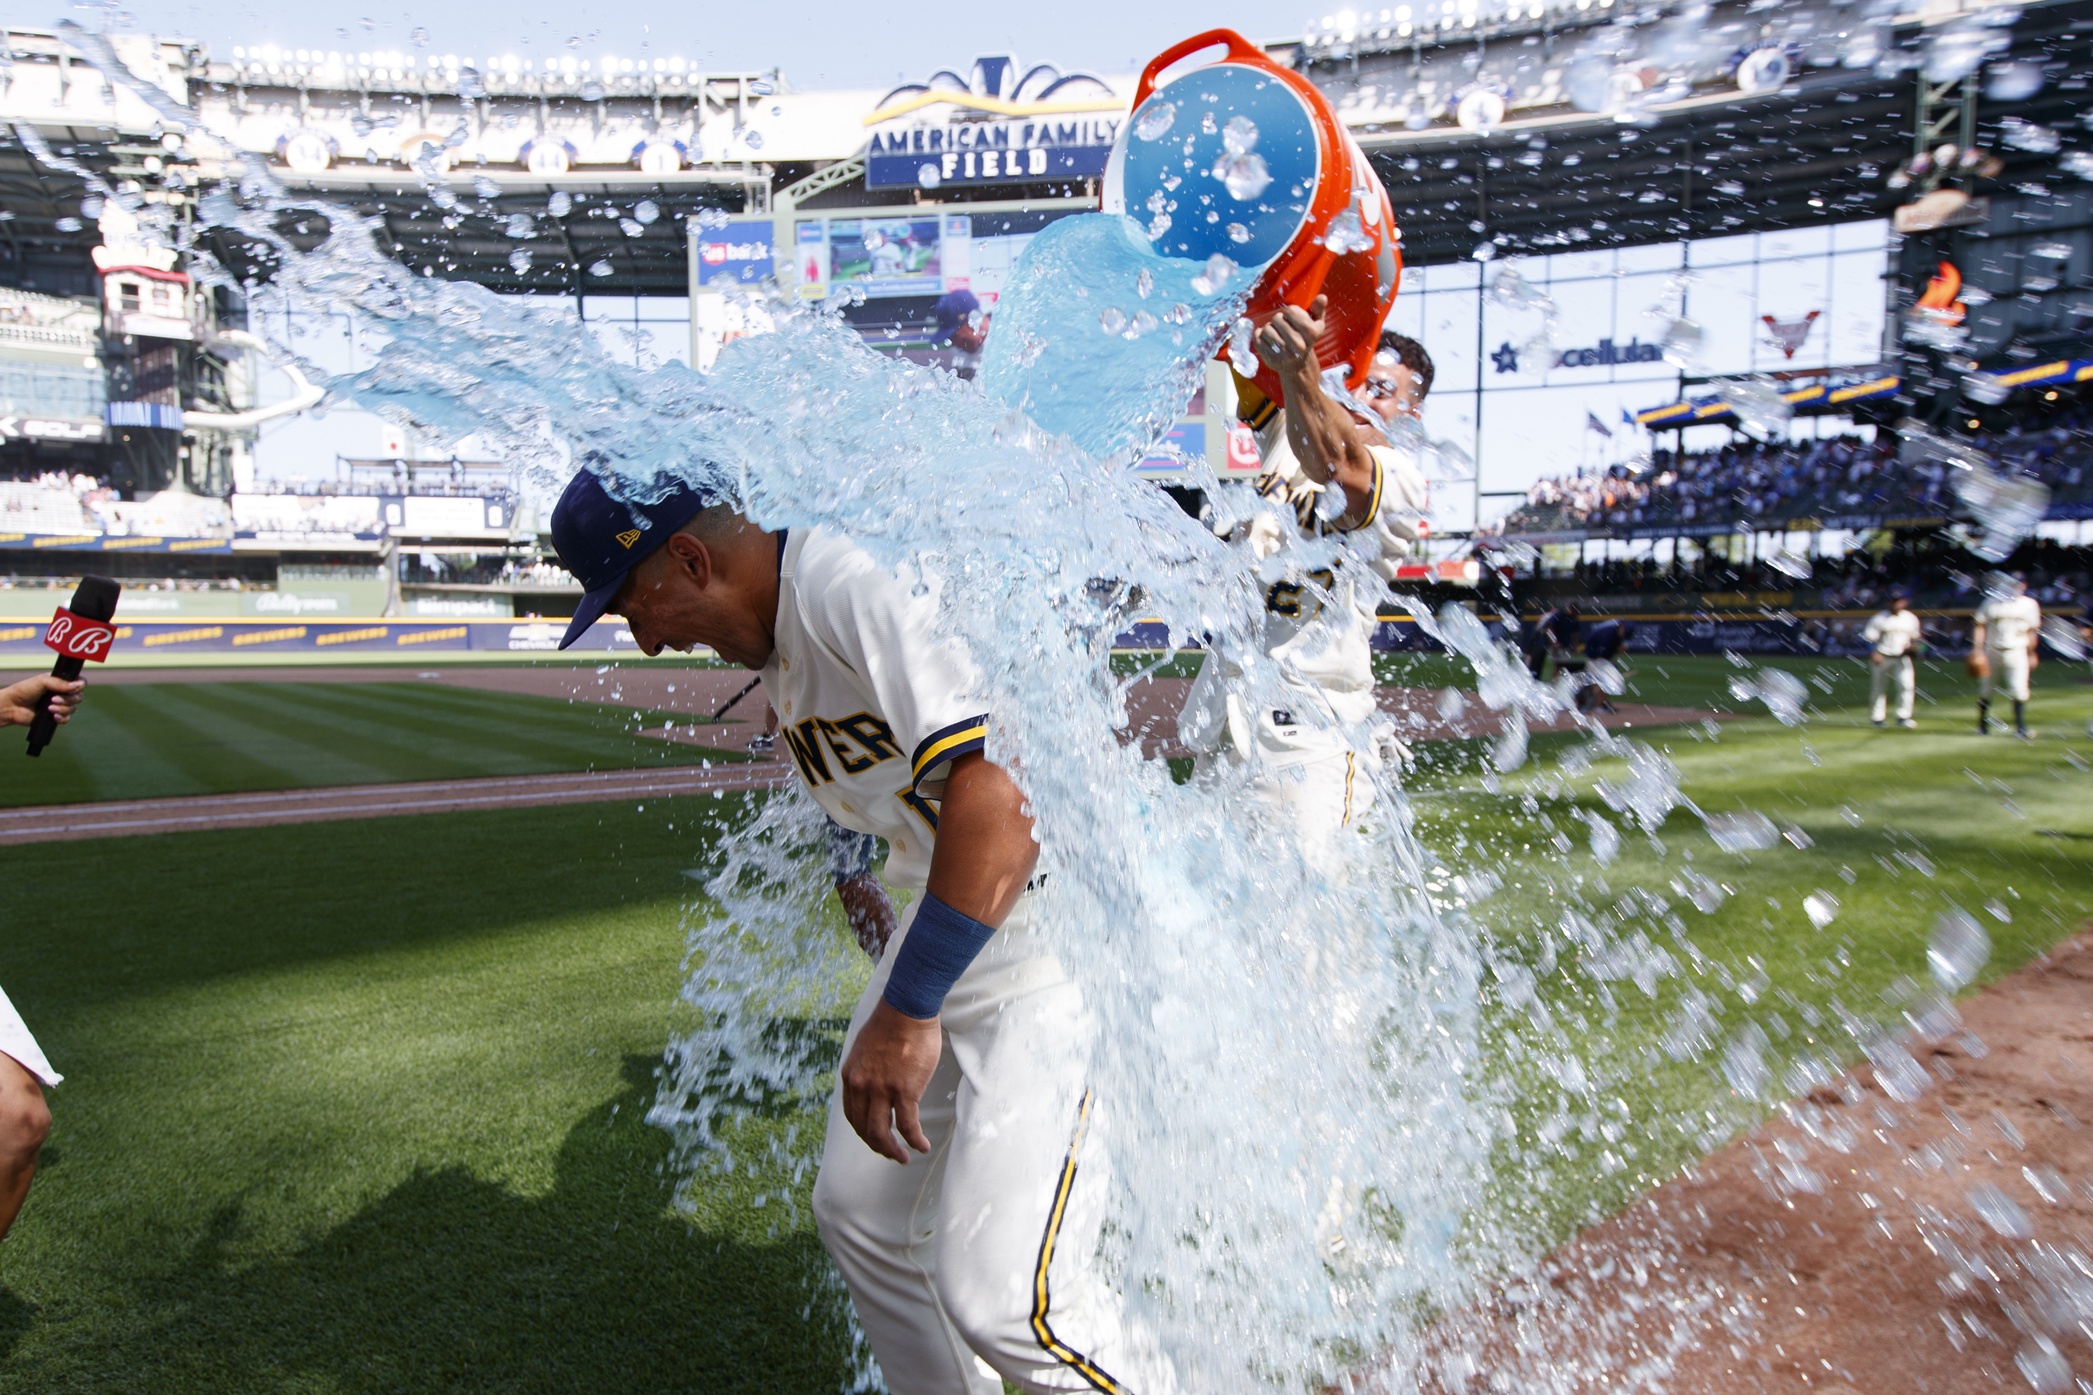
left=83, top=1056, right=853, bottom=1395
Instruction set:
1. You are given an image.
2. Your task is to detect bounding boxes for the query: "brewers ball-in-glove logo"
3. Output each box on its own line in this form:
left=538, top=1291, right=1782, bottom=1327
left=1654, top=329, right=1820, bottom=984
left=43, top=608, right=117, bottom=661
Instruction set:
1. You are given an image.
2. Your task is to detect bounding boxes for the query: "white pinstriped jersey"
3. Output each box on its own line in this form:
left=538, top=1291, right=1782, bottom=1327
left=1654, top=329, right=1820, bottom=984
left=1976, top=593, right=2041, bottom=655
left=758, top=527, right=988, bottom=889
left=1185, top=420, right=1430, bottom=762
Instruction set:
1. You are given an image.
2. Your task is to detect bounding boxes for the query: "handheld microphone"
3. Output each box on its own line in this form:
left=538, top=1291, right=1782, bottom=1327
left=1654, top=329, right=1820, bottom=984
left=28, top=574, right=121, bottom=758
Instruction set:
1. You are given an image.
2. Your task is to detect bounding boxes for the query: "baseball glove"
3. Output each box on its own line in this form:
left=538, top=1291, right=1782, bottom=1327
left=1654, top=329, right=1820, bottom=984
left=1967, top=651, right=1991, bottom=679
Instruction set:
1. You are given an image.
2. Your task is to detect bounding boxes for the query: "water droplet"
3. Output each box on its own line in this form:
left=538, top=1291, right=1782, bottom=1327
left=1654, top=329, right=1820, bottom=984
left=53, top=216, right=81, bottom=233
left=1226, top=222, right=1250, bottom=244
left=507, top=247, right=532, bottom=273
left=408, top=26, right=428, bottom=46
left=1660, top=316, right=1704, bottom=368
left=1765, top=547, right=1812, bottom=579
left=2016, top=1336, right=2072, bottom=1394
left=1134, top=268, right=1153, bottom=300
left=580, top=79, right=606, bottom=102
left=587, top=258, right=613, bottom=277
left=1320, top=207, right=1374, bottom=256
left=1133, top=100, right=1176, bottom=142
left=1124, top=310, right=1158, bottom=340
left=1723, top=1024, right=1771, bottom=1099
left=1226, top=316, right=1258, bottom=378
left=633, top=200, right=659, bottom=225
left=1587, top=814, right=1620, bottom=865
left=619, top=217, right=644, bottom=238
left=916, top=163, right=941, bottom=189
left=1221, top=114, right=1259, bottom=156
left=457, top=67, right=485, bottom=100
left=1703, top=809, right=1780, bottom=853
left=1191, top=254, right=1237, bottom=297
left=743, top=129, right=764, bottom=150
left=1804, top=891, right=1840, bottom=929
left=1970, top=1180, right=2032, bottom=1237
left=504, top=212, right=533, bottom=238
left=1471, top=241, right=1497, bottom=262
left=1213, top=152, right=1272, bottom=202
left=546, top=191, right=573, bottom=217
left=1929, top=909, right=1991, bottom=991
left=1098, top=306, right=1127, bottom=334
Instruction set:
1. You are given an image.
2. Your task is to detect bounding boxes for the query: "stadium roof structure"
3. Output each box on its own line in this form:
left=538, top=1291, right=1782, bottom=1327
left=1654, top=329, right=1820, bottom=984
left=1297, top=0, right=2093, bottom=266
left=9, top=2, right=2093, bottom=292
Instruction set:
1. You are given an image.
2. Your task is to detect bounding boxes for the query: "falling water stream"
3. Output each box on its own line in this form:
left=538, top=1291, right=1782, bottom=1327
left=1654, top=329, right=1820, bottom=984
left=40, top=21, right=2093, bottom=1394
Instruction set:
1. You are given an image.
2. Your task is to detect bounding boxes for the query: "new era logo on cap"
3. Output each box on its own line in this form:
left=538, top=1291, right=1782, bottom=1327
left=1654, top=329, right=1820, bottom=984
left=548, top=469, right=718, bottom=649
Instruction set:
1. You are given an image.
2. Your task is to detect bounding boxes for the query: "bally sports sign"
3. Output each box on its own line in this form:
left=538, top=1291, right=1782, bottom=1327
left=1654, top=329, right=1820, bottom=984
left=44, top=607, right=117, bottom=661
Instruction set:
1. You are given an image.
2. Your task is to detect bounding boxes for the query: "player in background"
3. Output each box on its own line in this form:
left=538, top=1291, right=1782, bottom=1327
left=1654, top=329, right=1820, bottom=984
left=0, top=671, right=81, bottom=1241
left=1181, top=301, right=1432, bottom=845
left=1863, top=592, right=1924, bottom=729
left=1970, top=574, right=2042, bottom=738
left=548, top=471, right=1160, bottom=1395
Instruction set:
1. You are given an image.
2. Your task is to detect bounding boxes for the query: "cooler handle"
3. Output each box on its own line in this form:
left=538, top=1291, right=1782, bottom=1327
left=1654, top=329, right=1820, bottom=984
left=1132, top=28, right=1275, bottom=111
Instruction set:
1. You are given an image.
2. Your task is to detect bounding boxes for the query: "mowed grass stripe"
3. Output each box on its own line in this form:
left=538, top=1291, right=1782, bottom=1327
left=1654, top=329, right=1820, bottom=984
left=266, top=682, right=709, bottom=771
left=10, top=686, right=222, bottom=803
left=209, top=685, right=719, bottom=782
left=0, top=680, right=733, bottom=809
left=118, top=682, right=407, bottom=788
left=200, top=682, right=617, bottom=781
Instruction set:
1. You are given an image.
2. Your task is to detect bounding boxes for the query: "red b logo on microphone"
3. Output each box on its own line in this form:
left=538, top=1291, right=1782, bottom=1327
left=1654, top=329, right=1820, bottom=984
left=44, top=608, right=117, bottom=662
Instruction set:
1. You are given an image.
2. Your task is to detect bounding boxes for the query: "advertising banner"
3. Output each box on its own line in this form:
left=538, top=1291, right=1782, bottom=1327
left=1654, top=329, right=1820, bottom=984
left=695, top=221, right=775, bottom=286
left=866, top=117, right=1121, bottom=190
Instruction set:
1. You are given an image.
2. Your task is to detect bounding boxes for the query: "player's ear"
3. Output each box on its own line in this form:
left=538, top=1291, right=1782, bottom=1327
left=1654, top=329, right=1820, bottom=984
left=662, top=531, right=714, bottom=588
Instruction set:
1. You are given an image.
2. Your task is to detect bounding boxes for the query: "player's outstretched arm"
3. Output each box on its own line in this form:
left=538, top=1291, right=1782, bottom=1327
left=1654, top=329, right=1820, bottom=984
left=0, top=675, right=83, bottom=728
left=840, top=752, right=1038, bottom=1163
left=1256, top=296, right=1380, bottom=527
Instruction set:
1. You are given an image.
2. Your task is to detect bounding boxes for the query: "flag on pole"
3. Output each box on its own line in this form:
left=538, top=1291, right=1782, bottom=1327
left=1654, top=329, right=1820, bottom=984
left=1585, top=410, right=1613, bottom=438
left=1620, top=407, right=1637, bottom=427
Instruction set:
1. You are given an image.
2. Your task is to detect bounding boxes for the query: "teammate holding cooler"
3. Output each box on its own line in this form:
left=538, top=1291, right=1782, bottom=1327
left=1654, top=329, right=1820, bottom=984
left=1970, top=574, right=2042, bottom=738
left=548, top=472, right=1160, bottom=1395
left=1181, top=302, right=1432, bottom=843
left=1863, top=592, right=1923, bottom=729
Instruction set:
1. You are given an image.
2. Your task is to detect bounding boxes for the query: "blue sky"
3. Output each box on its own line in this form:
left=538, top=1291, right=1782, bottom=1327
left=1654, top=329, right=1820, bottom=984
left=56, top=0, right=1299, bottom=90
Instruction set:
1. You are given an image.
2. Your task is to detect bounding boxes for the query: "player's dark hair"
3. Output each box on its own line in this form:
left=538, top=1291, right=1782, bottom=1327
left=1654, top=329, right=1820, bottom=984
left=1378, top=331, right=1435, bottom=401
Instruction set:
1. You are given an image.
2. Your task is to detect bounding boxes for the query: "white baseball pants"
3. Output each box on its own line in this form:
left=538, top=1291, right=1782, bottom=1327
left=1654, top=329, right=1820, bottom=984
left=0, top=983, right=59, bottom=1087
left=1981, top=651, right=2032, bottom=703
left=1870, top=655, right=1915, bottom=723
left=813, top=895, right=1160, bottom=1395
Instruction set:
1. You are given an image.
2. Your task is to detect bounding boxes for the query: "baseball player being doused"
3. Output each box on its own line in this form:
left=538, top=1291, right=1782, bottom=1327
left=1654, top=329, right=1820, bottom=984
left=1179, top=301, right=1434, bottom=853
left=547, top=471, right=1169, bottom=1394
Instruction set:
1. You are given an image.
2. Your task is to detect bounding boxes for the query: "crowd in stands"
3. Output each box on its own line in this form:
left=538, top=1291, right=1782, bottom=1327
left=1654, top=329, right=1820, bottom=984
left=1507, top=420, right=2093, bottom=535
left=1527, top=535, right=2088, bottom=616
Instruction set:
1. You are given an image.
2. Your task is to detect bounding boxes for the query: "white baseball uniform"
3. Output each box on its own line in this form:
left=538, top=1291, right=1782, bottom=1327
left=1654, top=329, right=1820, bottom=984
left=1976, top=592, right=2042, bottom=703
left=0, top=983, right=60, bottom=1087
left=760, top=526, right=1158, bottom=1395
left=1183, top=419, right=1428, bottom=845
left=1863, top=608, right=1922, bottom=724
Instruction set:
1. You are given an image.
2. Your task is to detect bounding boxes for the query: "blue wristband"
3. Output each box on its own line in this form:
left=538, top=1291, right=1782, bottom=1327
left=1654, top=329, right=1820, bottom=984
left=882, top=892, right=997, bottom=1020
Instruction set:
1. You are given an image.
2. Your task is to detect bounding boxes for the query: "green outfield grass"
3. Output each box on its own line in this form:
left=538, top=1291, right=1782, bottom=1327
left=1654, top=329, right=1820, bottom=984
left=4, top=655, right=2091, bottom=1392
left=0, top=798, right=867, bottom=1394
left=0, top=682, right=744, bottom=809
left=1401, top=662, right=2093, bottom=1245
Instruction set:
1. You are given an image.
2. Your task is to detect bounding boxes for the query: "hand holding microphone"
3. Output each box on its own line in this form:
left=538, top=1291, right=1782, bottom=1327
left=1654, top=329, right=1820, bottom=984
left=0, top=675, right=85, bottom=728
left=22, top=575, right=120, bottom=756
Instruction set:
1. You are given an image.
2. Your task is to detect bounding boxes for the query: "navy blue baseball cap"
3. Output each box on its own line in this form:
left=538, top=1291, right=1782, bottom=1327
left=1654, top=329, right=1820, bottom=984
left=549, top=469, right=717, bottom=649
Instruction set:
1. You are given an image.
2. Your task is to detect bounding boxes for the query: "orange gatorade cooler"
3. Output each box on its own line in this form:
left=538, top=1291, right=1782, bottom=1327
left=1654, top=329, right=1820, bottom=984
left=1103, top=29, right=1401, bottom=405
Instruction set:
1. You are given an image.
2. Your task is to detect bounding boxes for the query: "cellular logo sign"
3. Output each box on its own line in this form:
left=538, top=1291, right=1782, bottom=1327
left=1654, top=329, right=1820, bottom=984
left=44, top=607, right=118, bottom=662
